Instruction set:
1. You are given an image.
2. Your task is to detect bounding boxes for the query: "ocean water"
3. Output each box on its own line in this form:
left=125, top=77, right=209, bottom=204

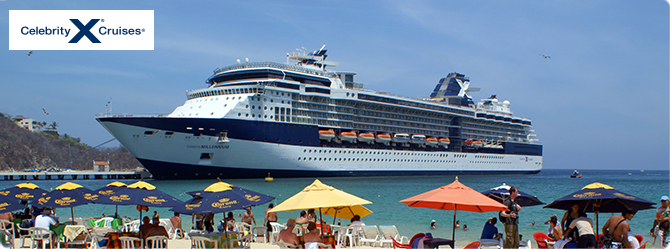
left=1, top=169, right=668, bottom=245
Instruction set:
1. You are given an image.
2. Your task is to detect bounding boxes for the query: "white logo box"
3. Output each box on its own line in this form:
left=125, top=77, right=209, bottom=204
left=9, top=10, right=154, bottom=50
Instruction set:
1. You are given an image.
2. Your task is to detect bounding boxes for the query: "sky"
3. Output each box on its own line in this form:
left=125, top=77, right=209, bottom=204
left=1, top=1, right=668, bottom=171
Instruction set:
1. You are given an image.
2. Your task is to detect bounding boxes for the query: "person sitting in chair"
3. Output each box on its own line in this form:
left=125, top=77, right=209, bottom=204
left=278, top=218, right=300, bottom=248
left=139, top=216, right=168, bottom=239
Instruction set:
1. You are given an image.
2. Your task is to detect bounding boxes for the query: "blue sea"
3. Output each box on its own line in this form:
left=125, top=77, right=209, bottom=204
left=1, top=169, right=668, bottom=245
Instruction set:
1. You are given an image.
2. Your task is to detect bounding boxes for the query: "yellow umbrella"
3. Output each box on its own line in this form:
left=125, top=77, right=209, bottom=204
left=270, top=179, right=372, bottom=212
left=270, top=179, right=372, bottom=231
left=320, top=205, right=373, bottom=220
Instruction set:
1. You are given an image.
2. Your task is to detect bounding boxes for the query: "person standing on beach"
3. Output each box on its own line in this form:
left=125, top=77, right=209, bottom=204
left=500, top=186, right=521, bottom=249
left=265, top=203, right=278, bottom=241
left=651, top=196, right=670, bottom=248
left=242, top=206, right=257, bottom=226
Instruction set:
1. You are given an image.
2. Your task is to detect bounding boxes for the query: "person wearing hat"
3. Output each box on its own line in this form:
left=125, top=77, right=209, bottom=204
left=430, top=220, right=437, bottom=229
left=651, top=196, right=670, bottom=248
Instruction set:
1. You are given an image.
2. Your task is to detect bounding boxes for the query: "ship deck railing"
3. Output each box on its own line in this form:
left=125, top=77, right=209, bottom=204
left=96, top=113, right=170, bottom=118
left=212, top=61, right=338, bottom=78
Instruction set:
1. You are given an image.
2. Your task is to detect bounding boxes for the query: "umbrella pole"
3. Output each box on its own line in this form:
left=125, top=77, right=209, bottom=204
left=452, top=205, right=456, bottom=241
left=319, top=207, right=324, bottom=237
left=71, top=207, right=75, bottom=224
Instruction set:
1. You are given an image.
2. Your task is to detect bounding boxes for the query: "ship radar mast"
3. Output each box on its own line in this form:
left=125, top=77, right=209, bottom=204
left=287, top=44, right=340, bottom=70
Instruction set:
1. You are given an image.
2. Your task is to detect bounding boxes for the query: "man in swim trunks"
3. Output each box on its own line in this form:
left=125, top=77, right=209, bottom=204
left=265, top=203, right=278, bottom=240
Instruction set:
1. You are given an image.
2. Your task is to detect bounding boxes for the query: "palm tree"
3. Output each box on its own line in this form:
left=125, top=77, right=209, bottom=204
left=48, top=121, right=58, bottom=130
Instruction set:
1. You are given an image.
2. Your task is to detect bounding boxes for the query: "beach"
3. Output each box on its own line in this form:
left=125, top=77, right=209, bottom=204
left=1, top=169, right=668, bottom=248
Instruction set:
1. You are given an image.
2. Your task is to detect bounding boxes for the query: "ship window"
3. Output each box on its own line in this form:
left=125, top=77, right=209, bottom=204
left=194, top=133, right=201, bottom=137
left=144, top=131, right=155, bottom=135
left=186, top=127, right=193, bottom=130
left=246, top=114, right=249, bottom=117
left=224, top=104, right=228, bottom=107
left=252, top=114, right=255, bottom=118
left=165, top=132, right=173, bottom=135
left=246, top=105, right=249, bottom=108
left=271, top=99, right=274, bottom=103
left=211, top=112, right=214, bottom=115
left=264, top=107, right=267, bottom=110
left=200, top=153, right=212, bottom=159
left=238, top=113, right=241, bottom=116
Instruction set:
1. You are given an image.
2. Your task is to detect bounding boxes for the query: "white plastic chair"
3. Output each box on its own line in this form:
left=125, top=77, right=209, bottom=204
left=252, top=226, right=267, bottom=243
left=17, top=221, right=32, bottom=248
left=29, top=227, right=58, bottom=249
left=95, top=218, right=114, bottom=228
left=87, top=232, right=107, bottom=249
left=479, top=238, right=503, bottom=248
left=230, top=232, right=252, bottom=249
left=359, top=225, right=381, bottom=247
left=145, top=235, right=168, bottom=249
left=191, top=236, right=217, bottom=249
left=269, top=222, right=284, bottom=243
left=0, top=229, right=14, bottom=249
left=341, top=224, right=361, bottom=248
left=119, top=236, right=142, bottom=249
left=378, top=225, right=407, bottom=247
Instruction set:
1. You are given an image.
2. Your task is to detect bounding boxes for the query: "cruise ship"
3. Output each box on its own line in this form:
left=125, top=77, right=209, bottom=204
left=97, top=45, right=542, bottom=180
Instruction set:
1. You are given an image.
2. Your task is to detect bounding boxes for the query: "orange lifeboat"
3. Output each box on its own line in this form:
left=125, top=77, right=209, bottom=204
left=375, top=133, right=391, bottom=145
left=318, top=129, right=335, bottom=140
left=426, top=137, right=438, bottom=147
left=472, top=140, right=483, bottom=148
left=357, top=132, right=375, bottom=144
left=339, top=131, right=358, bottom=143
left=438, top=138, right=451, bottom=147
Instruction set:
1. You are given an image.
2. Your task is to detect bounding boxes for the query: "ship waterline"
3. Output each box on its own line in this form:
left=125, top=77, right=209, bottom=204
left=97, top=45, right=542, bottom=179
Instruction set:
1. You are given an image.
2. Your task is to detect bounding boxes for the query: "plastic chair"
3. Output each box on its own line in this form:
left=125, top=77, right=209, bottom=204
left=269, top=222, right=284, bottom=243
left=252, top=226, right=267, bottom=243
left=391, top=236, right=411, bottom=249
left=379, top=225, right=408, bottom=246
left=191, top=236, right=218, bottom=249
left=95, top=218, right=114, bottom=228
left=464, top=241, right=481, bottom=249
left=634, top=235, right=644, bottom=244
left=277, top=241, right=303, bottom=249
left=341, top=224, right=362, bottom=248
left=639, top=241, right=648, bottom=249
left=29, top=227, right=57, bottom=249
left=533, top=232, right=550, bottom=249
left=119, top=236, right=142, bottom=249
left=17, top=221, right=32, bottom=248
left=145, top=235, right=168, bottom=249
left=0, top=229, right=14, bottom=249
left=359, top=225, right=381, bottom=247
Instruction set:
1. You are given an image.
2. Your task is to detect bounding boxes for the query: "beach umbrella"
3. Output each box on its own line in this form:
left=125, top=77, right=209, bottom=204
left=0, top=182, right=48, bottom=202
left=0, top=194, right=27, bottom=213
left=172, top=179, right=274, bottom=214
left=270, top=179, right=372, bottom=235
left=399, top=176, right=508, bottom=242
left=320, top=205, right=373, bottom=223
left=34, top=182, right=98, bottom=222
left=96, top=180, right=183, bottom=221
left=543, top=182, right=655, bottom=234
left=481, top=183, right=544, bottom=207
left=94, top=181, right=127, bottom=216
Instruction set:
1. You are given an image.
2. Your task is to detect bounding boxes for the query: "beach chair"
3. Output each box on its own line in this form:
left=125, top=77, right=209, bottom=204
left=119, top=236, right=142, bottom=249
left=359, top=225, right=381, bottom=247
left=277, top=241, right=303, bottom=249
left=29, top=227, right=58, bottom=249
left=391, top=236, right=411, bottom=249
left=463, top=241, right=481, bottom=249
left=379, top=225, right=408, bottom=246
left=533, top=232, right=550, bottom=249
left=269, top=222, right=284, bottom=243
left=191, top=236, right=218, bottom=249
left=518, top=239, right=532, bottom=249
left=87, top=232, right=107, bottom=249
left=479, top=238, right=503, bottom=248
left=340, top=224, right=362, bottom=248
left=0, top=229, right=14, bottom=249
left=252, top=226, right=267, bottom=243
left=231, top=232, right=252, bottom=249
left=95, top=218, right=114, bottom=228
left=145, top=235, right=168, bottom=249
left=17, top=220, right=32, bottom=248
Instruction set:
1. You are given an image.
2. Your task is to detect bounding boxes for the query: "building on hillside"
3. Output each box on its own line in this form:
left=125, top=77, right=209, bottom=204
left=93, top=160, right=110, bottom=172
left=13, top=116, right=36, bottom=131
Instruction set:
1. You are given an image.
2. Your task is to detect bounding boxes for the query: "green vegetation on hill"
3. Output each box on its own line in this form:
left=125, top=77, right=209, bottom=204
left=0, top=113, right=142, bottom=171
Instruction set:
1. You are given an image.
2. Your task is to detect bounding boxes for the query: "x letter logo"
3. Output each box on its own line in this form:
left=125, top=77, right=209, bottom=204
left=69, top=19, right=101, bottom=43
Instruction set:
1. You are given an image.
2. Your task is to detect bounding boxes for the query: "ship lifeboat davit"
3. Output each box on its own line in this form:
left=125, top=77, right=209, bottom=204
left=339, top=131, right=358, bottom=143
left=318, top=129, right=335, bottom=141
left=375, top=133, right=391, bottom=145
left=357, top=132, right=375, bottom=144
left=392, top=133, right=410, bottom=143
left=410, top=134, right=427, bottom=144
left=439, top=138, right=451, bottom=147
left=426, top=137, right=439, bottom=147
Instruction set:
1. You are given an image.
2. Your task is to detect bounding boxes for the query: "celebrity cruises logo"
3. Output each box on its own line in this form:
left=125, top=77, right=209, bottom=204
left=9, top=10, right=154, bottom=50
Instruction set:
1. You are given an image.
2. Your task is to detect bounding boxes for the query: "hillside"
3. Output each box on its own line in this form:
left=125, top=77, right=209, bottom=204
left=0, top=115, right=142, bottom=171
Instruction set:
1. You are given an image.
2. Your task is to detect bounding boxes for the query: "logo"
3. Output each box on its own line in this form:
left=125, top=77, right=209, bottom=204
left=9, top=10, right=153, bottom=50
left=573, top=191, right=601, bottom=199
left=245, top=194, right=260, bottom=202
left=15, top=193, right=34, bottom=200
left=211, top=198, right=238, bottom=209
left=84, top=193, right=99, bottom=201
left=111, top=195, right=131, bottom=202
left=143, top=196, right=167, bottom=205
left=0, top=191, right=8, bottom=196
left=55, top=197, right=77, bottom=206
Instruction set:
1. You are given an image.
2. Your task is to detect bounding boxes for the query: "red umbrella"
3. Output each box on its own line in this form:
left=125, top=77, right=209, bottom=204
left=400, top=176, right=508, bottom=241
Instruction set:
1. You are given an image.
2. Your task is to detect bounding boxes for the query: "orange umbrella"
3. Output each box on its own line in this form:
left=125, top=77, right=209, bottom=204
left=399, top=176, right=508, bottom=241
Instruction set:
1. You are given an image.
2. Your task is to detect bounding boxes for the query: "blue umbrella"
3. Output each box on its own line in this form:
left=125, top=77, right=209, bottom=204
left=94, top=182, right=128, bottom=216
left=96, top=181, right=183, bottom=222
left=481, top=183, right=544, bottom=207
left=33, top=182, right=98, bottom=222
left=0, top=182, right=48, bottom=202
left=544, top=182, right=655, bottom=235
left=0, top=194, right=26, bottom=213
left=172, top=179, right=274, bottom=214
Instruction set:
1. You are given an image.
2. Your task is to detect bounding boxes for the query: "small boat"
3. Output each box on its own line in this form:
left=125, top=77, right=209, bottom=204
left=439, top=138, right=451, bottom=147
left=392, top=133, right=410, bottom=143
left=339, top=131, right=358, bottom=143
left=570, top=170, right=582, bottom=178
left=265, top=173, right=274, bottom=182
left=375, top=133, right=392, bottom=145
left=426, top=137, right=439, bottom=147
left=318, top=129, right=335, bottom=141
left=465, top=139, right=483, bottom=148
left=410, top=134, right=426, bottom=144
left=357, top=132, right=375, bottom=144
